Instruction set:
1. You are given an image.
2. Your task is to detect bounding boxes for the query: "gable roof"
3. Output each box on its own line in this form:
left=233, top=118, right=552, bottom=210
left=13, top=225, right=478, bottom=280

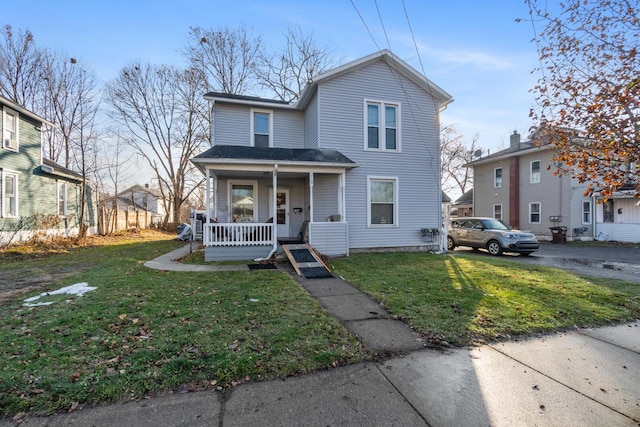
left=203, top=50, right=454, bottom=112
left=296, top=49, right=454, bottom=110
left=0, top=95, right=55, bottom=128
left=192, top=145, right=357, bottom=172
left=118, top=184, right=163, bottom=198
left=452, top=188, right=473, bottom=205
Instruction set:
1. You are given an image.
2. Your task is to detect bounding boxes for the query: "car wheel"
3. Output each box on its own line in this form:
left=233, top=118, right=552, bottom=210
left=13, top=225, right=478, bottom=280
left=447, top=236, right=456, bottom=251
left=486, top=240, right=503, bottom=256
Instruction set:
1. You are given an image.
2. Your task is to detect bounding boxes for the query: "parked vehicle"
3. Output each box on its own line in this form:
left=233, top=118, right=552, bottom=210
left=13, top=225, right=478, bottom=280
left=447, top=217, right=539, bottom=256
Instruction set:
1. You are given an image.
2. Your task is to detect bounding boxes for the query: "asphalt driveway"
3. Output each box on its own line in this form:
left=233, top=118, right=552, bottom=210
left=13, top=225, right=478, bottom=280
left=448, top=241, right=640, bottom=283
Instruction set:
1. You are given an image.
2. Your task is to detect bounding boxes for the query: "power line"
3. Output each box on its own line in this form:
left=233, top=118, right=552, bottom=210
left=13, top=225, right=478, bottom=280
left=350, top=0, right=381, bottom=51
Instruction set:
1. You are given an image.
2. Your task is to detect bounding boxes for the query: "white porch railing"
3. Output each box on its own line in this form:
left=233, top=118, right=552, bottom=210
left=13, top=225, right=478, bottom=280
left=203, top=223, right=274, bottom=247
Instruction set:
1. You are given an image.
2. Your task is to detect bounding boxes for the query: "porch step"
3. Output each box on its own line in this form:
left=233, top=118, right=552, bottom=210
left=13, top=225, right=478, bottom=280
left=282, top=243, right=333, bottom=279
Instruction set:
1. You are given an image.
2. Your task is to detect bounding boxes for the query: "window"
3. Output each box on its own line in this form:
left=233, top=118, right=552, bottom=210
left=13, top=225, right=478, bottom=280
left=251, top=109, right=272, bottom=148
left=229, top=181, right=257, bottom=222
left=529, top=202, right=541, bottom=223
left=603, top=200, right=614, bottom=223
left=365, top=100, right=399, bottom=151
left=2, top=107, right=19, bottom=151
left=494, top=168, right=502, bottom=188
left=368, top=177, right=397, bottom=226
left=1, top=171, right=18, bottom=217
left=493, top=204, right=502, bottom=220
left=582, top=200, right=592, bottom=224
left=57, top=181, right=67, bottom=216
left=530, top=160, right=541, bottom=184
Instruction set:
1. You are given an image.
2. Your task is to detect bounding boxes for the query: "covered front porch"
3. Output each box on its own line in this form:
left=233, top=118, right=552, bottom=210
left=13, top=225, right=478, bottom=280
left=191, top=146, right=357, bottom=261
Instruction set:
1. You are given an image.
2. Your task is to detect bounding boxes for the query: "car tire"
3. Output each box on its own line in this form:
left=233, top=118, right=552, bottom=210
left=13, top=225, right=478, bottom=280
left=486, top=240, right=503, bottom=256
left=447, top=236, right=456, bottom=251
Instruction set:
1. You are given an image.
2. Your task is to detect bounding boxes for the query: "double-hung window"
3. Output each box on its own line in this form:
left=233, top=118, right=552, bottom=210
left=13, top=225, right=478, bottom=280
left=3, top=107, right=19, bottom=151
left=529, top=202, right=541, bottom=224
left=493, top=204, right=502, bottom=220
left=366, top=100, right=399, bottom=151
left=530, top=160, right=541, bottom=184
left=1, top=171, right=18, bottom=217
left=368, top=176, right=398, bottom=226
left=251, top=109, right=272, bottom=148
left=57, top=181, right=68, bottom=216
left=582, top=200, right=592, bottom=224
left=603, top=200, right=614, bottom=223
left=494, top=168, right=502, bottom=188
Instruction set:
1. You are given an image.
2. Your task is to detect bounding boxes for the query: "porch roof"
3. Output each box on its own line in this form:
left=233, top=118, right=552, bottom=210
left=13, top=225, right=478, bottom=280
left=192, top=145, right=358, bottom=172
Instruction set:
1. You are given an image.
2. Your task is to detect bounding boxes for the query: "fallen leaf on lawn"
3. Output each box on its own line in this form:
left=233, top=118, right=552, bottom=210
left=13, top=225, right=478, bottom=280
left=68, top=401, right=79, bottom=413
left=132, top=318, right=139, bottom=324
left=70, top=372, right=80, bottom=382
left=119, top=314, right=127, bottom=320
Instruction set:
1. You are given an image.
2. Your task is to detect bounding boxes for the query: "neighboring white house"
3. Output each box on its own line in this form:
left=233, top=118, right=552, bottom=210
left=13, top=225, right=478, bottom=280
left=117, top=184, right=166, bottom=226
left=191, top=49, right=454, bottom=260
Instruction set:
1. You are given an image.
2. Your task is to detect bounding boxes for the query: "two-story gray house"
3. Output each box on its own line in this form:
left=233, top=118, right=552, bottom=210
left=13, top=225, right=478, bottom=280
left=191, top=50, right=454, bottom=261
left=467, top=129, right=640, bottom=242
left=0, top=95, right=95, bottom=245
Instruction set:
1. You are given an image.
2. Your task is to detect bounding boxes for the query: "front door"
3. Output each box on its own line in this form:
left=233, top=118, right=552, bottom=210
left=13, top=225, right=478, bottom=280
left=269, top=189, right=290, bottom=237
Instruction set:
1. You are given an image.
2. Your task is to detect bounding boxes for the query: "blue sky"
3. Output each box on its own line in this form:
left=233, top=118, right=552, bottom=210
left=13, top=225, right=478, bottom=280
left=5, top=0, right=540, bottom=156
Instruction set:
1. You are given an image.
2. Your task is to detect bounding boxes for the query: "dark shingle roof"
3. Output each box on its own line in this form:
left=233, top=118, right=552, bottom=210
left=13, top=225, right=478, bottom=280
left=193, top=145, right=357, bottom=166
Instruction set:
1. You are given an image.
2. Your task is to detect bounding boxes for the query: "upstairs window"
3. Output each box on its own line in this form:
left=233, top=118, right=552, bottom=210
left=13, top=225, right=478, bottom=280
left=366, top=100, right=399, bottom=151
left=2, top=107, right=19, bottom=151
left=530, top=160, right=541, bottom=184
left=251, top=109, right=272, bottom=148
left=1, top=171, right=18, bottom=217
left=494, top=168, right=502, bottom=188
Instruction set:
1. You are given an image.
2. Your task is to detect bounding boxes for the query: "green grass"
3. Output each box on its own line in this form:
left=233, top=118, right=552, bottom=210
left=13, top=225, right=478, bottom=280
left=0, top=233, right=365, bottom=416
left=330, top=252, right=640, bottom=346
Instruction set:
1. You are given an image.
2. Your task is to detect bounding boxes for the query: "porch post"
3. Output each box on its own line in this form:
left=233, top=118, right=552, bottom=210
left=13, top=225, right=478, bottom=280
left=272, top=165, right=278, bottom=243
left=309, top=172, right=314, bottom=223
left=340, top=171, right=346, bottom=222
left=205, top=168, right=211, bottom=223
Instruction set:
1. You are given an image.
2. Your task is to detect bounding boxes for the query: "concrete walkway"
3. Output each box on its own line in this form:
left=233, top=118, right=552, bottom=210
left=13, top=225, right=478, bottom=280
left=6, top=246, right=640, bottom=426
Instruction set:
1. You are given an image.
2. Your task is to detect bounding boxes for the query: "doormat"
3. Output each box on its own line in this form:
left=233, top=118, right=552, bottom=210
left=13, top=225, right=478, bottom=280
left=248, top=263, right=277, bottom=270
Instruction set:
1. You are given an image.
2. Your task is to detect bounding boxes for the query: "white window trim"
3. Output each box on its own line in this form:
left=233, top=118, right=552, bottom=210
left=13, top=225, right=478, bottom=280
left=529, top=201, right=541, bottom=224
left=227, top=180, right=258, bottom=222
left=530, top=160, right=541, bottom=184
left=582, top=200, right=592, bottom=225
left=2, top=106, right=19, bottom=151
left=363, top=99, right=401, bottom=152
left=494, top=167, right=503, bottom=188
left=493, top=204, right=503, bottom=220
left=57, top=180, right=68, bottom=216
left=366, top=175, right=399, bottom=227
left=250, top=108, right=273, bottom=148
left=1, top=169, right=19, bottom=218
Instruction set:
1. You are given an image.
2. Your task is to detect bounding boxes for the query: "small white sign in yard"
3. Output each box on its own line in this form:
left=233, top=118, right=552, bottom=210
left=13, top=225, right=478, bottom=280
left=23, top=282, right=97, bottom=307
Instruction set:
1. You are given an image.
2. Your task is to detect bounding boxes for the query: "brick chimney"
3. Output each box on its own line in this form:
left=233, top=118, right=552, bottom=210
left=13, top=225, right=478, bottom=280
left=509, top=131, right=521, bottom=152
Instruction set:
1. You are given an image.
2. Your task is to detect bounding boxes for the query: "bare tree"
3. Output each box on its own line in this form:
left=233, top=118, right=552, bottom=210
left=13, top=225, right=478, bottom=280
left=183, top=25, right=262, bottom=95
left=104, top=62, right=209, bottom=226
left=258, top=26, right=340, bottom=101
left=0, top=25, right=42, bottom=110
left=441, top=125, right=479, bottom=198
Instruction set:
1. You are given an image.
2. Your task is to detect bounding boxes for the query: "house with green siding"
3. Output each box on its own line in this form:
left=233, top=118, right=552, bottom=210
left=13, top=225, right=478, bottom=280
left=0, top=95, right=95, bottom=245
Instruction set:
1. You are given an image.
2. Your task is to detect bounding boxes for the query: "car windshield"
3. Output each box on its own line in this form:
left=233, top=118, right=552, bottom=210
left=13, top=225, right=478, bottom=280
left=480, top=218, right=510, bottom=230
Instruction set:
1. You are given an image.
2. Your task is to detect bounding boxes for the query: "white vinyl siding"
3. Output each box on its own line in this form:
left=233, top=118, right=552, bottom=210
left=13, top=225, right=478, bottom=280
left=2, top=107, right=19, bottom=151
left=365, top=100, right=400, bottom=152
left=529, top=202, right=541, bottom=224
left=367, top=176, right=398, bottom=227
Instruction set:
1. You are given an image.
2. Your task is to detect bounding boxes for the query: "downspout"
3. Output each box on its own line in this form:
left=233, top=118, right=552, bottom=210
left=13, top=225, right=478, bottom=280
left=254, top=164, right=278, bottom=261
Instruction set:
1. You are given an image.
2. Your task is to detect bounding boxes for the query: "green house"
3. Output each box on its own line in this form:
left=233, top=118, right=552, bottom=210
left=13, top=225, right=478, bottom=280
left=0, top=95, right=95, bottom=245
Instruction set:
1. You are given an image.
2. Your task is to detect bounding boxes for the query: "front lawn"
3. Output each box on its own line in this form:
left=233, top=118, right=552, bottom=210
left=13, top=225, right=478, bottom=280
left=0, top=232, right=365, bottom=416
left=330, top=252, right=640, bottom=346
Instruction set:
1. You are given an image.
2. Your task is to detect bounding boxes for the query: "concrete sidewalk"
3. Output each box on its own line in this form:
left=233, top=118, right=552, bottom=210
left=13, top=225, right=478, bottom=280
left=6, top=246, right=640, bottom=426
